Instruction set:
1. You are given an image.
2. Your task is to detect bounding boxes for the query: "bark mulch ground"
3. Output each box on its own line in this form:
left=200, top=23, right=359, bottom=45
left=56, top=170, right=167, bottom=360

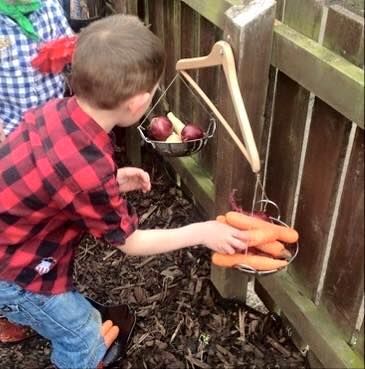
left=0, top=146, right=309, bottom=369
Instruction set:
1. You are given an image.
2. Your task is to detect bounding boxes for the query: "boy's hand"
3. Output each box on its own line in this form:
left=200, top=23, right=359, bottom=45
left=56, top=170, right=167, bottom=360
left=117, top=167, right=151, bottom=193
left=200, top=220, right=248, bottom=255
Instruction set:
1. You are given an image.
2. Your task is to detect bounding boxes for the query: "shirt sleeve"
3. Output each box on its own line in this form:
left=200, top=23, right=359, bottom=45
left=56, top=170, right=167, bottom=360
left=63, top=174, right=138, bottom=246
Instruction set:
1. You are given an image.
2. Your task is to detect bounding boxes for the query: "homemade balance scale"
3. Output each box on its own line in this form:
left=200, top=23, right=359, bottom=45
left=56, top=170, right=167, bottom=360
left=139, top=41, right=299, bottom=276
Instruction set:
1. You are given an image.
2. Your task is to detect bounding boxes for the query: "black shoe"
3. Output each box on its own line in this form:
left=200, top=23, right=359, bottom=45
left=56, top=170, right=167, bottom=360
left=86, top=297, right=136, bottom=367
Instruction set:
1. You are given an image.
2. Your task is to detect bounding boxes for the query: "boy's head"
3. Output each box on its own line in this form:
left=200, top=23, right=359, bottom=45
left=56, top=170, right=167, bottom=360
left=71, top=14, right=165, bottom=121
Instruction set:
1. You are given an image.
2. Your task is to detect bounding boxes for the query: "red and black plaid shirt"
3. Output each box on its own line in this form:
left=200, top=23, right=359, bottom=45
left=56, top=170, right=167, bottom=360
left=0, top=97, right=138, bottom=294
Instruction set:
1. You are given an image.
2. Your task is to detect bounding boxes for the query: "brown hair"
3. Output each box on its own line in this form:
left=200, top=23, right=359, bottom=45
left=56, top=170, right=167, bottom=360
left=71, top=14, right=165, bottom=109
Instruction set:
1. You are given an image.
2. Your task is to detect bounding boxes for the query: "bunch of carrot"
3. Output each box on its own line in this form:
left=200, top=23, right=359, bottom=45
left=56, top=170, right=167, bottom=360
left=212, top=211, right=299, bottom=271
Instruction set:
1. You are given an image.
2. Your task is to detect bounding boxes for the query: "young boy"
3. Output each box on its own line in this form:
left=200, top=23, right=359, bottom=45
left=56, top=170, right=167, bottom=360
left=0, top=14, right=248, bottom=369
left=0, top=0, right=74, bottom=344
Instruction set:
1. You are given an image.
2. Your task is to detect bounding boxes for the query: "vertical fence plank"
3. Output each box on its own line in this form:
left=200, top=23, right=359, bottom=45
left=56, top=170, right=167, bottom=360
left=126, top=0, right=138, bottom=14
left=179, top=3, right=200, bottom=121
left=112, top=0, right=127, bottom=13
left=163, top=0, right=181, bottom=115
left=211, top=0, right=276, bottom=301
left=283, top=0, right=325, bottom=39
left=265, top=72, right=309, bottom=221
left=196, top=17, right=222, bottom=177
left=322, top=128, right=364, bottom=341
left=324, top=5, right=364, bottom=68
left=124, top=0, right=142, bottom=166
left=291, top=99, right=351, bottom=294
left=275, top=0, right=285, bottom=20
left=147, top=0, right=165, bottom=52
left=214, top=1, right=276, bottom=215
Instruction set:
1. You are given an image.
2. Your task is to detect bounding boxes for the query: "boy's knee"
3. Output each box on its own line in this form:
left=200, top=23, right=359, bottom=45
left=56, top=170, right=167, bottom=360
left=50, top=307, right=106, bottom=369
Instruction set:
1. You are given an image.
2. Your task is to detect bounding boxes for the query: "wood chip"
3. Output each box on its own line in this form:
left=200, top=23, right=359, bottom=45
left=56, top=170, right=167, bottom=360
left=185, top=356, right=211, bottom=369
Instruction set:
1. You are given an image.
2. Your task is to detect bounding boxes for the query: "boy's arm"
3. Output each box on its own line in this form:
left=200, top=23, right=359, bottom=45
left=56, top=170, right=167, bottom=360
left=62, top=173, right=247, bottom=255
left=119, top=221, right=248, bottom=256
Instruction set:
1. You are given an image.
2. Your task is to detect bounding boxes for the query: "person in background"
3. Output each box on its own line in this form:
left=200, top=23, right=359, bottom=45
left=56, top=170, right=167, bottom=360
left=0, top=0, right=73, bottom=344
left=0, top=14, right=248, bottom=369
left=0, top=0, right=73, bottom=142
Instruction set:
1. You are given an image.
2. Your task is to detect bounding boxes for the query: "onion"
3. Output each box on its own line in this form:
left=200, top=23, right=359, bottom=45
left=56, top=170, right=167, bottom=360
left=181, top=123, right=204, bottom=142
left=244, top=210, right=270, bottom=222
left=229, top=189, right=270, bottom=222
left=148, top=116, right=173, bottom=141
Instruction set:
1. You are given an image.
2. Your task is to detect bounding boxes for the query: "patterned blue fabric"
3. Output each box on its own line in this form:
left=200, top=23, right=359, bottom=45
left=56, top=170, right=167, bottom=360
left=0, top=0, right=73, bottom=136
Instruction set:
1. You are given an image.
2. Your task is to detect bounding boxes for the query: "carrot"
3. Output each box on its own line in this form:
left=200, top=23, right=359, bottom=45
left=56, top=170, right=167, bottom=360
left=216, top=215, right=227, bottom=224
left=241, top=228, right=278, bottom=246
left=216, top=215, right=285, bottom=249
left=101, top=320, right=113, bottom=336
left=253, top=241, right=292, bottom=260
left=225, top=211, right=299, bottom=244
left=103, top=325, right=120, bottom=349
left=212, top=252, right=288, bottom=271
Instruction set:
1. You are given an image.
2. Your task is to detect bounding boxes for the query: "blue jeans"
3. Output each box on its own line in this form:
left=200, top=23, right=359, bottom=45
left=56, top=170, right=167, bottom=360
left=0, top=280, right=106, bottom=369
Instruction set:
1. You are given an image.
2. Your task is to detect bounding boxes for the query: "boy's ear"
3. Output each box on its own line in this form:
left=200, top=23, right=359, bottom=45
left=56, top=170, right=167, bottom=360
left=126, top=92, right=151, bottom=115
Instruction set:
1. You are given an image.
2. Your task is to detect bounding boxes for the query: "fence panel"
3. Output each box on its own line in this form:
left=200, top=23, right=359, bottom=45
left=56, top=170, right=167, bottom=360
left=110, top=1, right=364, bottom=366
left=320, top=4, right=364, bottom=348
left=321, top=127, right=364, bottom=345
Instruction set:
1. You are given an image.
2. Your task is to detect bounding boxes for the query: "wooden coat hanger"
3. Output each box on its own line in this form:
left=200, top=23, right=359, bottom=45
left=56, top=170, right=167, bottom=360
left=176, top=41, right=261, bottom=173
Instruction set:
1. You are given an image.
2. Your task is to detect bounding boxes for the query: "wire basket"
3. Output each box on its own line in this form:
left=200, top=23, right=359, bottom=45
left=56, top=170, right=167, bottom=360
left=234, top=198, right=299, bottom=277
left=138, top=118, right=216, bottom=157
left=236, top=217, right=299, bottom=277
left=138, top=74, right=217, bottom=157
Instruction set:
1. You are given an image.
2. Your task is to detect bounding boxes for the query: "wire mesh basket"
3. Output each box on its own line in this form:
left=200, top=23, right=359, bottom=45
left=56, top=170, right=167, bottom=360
left=221, top=197, right=300, bottom=277
left=138, top=74, right=217, bottom=157
left=138, top=118, right=216, bottom=157
left=236, top=216, right=299, bottom=277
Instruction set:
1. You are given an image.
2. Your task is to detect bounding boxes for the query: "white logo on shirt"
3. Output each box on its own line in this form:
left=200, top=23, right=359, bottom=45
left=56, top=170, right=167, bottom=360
left=35, top=257, right=56, bottom=275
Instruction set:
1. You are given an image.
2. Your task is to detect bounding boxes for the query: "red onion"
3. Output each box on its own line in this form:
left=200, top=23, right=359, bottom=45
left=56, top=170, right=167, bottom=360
left=148, top=116, right=173, bottom=141
left=229, top=189, right=270, bottom=221
left=181, top=124, right=204, bottom=142
left=244, top=210, right=270, bottom=222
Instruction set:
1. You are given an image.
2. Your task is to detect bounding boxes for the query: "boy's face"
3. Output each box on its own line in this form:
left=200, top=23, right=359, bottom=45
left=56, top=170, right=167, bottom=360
left=117, top=83, right=159, bottom=128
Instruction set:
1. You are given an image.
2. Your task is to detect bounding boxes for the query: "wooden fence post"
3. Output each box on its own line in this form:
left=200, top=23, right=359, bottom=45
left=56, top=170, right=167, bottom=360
left=124, top=1, right=143, bottom=166
left=211, top=0, right=276, bottom=301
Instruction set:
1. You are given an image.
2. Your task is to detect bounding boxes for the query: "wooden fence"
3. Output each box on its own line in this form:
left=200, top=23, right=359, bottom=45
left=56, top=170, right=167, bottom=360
left=110, top=1, right=364, bottom=368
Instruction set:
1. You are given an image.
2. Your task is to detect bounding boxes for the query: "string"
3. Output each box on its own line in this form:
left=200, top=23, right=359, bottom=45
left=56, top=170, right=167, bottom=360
left=140, top=74, right=179, bottom=126
left=178, top=73, right=216, bottom=120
